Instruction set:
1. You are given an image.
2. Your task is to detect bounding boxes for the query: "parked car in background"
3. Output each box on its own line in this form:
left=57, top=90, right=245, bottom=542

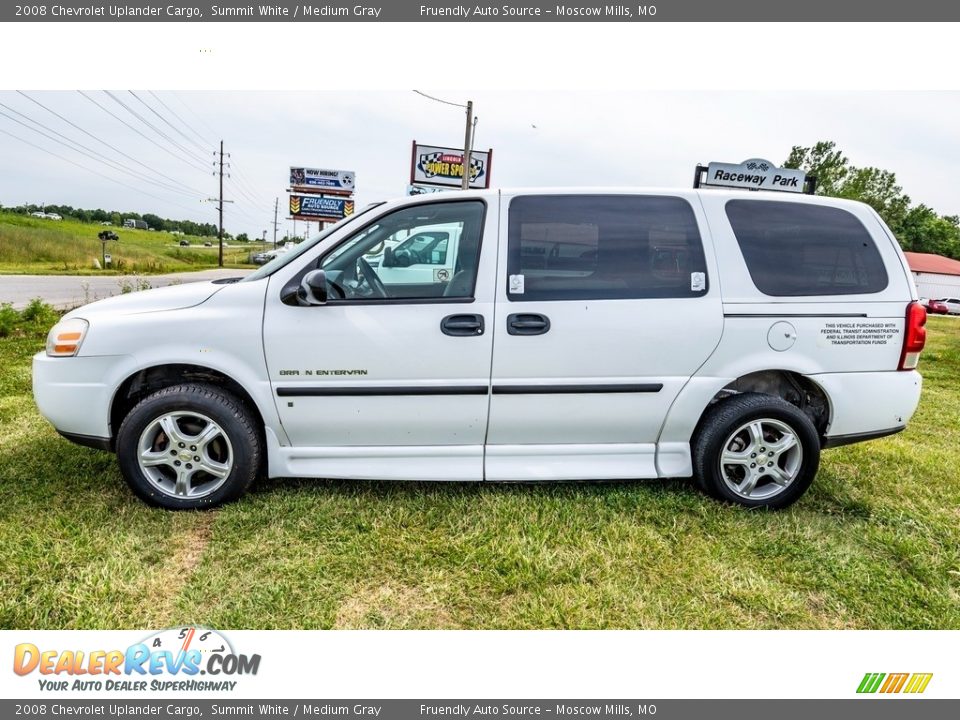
left=935, top=297, right=960, bottom=315
left=30, top=211, right=46, bottom=218
left=921, top=298, right=949, bottom=315
left=179, top=240, right=190, bottom=247
left=45, top=213, right=62, bottom=220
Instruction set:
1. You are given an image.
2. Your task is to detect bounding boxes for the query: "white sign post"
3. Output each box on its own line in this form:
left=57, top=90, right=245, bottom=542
left=701, top=158, right=808, bottom=193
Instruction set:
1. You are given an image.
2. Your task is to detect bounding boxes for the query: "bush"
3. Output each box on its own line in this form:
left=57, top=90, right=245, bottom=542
left=0, top=299, right=59, bottom=339
left=0, top=303, right=18, bottom=338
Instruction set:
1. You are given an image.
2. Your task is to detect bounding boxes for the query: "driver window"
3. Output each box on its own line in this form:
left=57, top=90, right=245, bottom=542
left=320, top=200, right=485, bottom=301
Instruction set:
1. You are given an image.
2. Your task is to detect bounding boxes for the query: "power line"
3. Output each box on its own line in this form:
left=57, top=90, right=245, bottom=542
left=78, top=91, right=212, bottom=174
left=169, top=92, right=219, bottom=144
left=413, top=89, right=468, bottom=108
left=103, top=90, right=210, bottom=167
left=148, top=90, right=213, bottom=149
left=15, top=91, right=210, bottom=197
left=0, top=125, right=207, bottom=217
left=130, top=90, right=211, bottom=155
left=0, top=102, right=204, bottom=200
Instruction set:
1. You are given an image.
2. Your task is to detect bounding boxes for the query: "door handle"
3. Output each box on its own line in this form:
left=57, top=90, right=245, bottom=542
left=441, top=314, right=485, bottom=337
left=507, top=313, right=551, bottom=336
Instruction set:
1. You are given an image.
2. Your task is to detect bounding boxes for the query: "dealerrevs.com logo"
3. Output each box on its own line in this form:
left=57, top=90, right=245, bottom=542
left=13, top=627, right=260, bottom=692
left=857, top=672, right=933, bottom=694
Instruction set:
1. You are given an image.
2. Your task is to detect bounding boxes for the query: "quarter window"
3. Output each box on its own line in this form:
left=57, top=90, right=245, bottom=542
left=725, top=200, right=888, bottom=296
left=507, top=195, right=708, bottom=301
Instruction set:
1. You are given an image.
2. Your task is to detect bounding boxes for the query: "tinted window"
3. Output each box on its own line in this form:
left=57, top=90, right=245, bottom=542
left=507, top=195, right=708, bottom=301
left=725, top=200, right=888, bottom=296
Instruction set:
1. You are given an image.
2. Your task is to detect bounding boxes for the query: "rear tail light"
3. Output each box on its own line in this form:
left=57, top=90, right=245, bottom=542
left=898, top=301, right=926, bottom=370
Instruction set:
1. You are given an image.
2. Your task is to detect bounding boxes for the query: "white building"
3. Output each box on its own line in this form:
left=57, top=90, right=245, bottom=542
left=904, top=251, right=960, bottom=299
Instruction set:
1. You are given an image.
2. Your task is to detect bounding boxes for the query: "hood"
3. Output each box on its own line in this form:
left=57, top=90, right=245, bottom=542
left=64, top=281, right=224, bottom=319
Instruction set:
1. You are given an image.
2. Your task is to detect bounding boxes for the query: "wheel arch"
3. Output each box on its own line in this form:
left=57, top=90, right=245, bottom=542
left=110, top=363, right=267, bottom=452
left=701, top=369, right=832, bottom=440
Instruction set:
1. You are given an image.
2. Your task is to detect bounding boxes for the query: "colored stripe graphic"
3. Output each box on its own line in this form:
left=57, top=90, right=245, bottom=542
left=857, top=672, right=932, bottom=694
left=857, top=673, right=885, bottom=693
left=904, top=674, right=934, bottom=694
left=880, top=673, right=909, bottom=693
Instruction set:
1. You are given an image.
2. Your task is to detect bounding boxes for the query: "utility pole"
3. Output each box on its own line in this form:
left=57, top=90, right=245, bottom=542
left=272, top=197, right=279, bottom=249
left=461, top=100, right=474, bottom=190
left=208, top=141, right=233, bottom=267
left=217, top=140, right=225, bottom=267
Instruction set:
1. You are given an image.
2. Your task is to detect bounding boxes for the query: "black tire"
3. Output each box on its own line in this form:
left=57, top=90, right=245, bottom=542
left=116, top=383, right=262, bottom=510
left=691, top=392, right=820, bottom=510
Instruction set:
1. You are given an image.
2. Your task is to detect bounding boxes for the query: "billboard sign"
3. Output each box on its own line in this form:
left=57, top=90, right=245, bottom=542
left=289, top=167, right=355, bottom=194
left=289, top=195, right=355, bottom=221
left=410, top=142, right=492, bottom=189
left=407, top=184, right=450, bottom=196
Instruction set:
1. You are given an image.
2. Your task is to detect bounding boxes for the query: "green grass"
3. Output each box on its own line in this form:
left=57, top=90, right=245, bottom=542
left=0, top=212, right=267, bottom=274
left=1, top=312, right=958, bottom=629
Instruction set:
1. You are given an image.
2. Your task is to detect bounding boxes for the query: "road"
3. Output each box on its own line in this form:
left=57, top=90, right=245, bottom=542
left=0, top=268, right=254, bottom=309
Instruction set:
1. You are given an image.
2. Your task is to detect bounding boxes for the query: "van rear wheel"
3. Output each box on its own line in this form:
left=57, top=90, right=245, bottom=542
left=692, top=393, right=820, bottom=509
left=116, top=383, right=261, bottom=510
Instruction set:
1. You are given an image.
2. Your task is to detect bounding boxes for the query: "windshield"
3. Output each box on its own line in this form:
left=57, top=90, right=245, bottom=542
left=242, top=203, right=383, bottom=282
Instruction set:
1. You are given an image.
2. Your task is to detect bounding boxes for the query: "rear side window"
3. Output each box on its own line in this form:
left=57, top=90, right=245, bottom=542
left=725, top=200, right=888, bottom=296
left=507, top=195, right=708, bottom=301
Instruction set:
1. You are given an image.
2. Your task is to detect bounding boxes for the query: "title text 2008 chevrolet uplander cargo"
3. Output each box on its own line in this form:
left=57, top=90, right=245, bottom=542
left=33, top=188, right=926, bottom=509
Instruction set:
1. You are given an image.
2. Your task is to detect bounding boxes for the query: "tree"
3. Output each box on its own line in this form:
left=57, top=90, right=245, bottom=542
left=784, top=141, right=959, bottom=259
left=783, top=141, right=850, bottom=196
left=236, top=232, right=249, bottom=243
left=141, top=213, right=166, bottom=231
left=898, top=205, right=960, bottom=258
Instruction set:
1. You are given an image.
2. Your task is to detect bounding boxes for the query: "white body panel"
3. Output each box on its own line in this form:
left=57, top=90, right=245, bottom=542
left=31, top=187, right=925, bottom=488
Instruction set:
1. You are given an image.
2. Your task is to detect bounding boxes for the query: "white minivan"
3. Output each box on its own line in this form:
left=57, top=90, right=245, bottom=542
left=33, top=188, right=926, bottom=510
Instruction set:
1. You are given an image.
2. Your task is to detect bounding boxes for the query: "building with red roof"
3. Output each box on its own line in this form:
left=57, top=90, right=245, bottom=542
left=904, top=251, right=960, bottom=300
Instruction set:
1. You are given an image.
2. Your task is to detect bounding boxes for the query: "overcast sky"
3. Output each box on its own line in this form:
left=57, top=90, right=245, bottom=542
left=1, top=90, right=957, bottom=238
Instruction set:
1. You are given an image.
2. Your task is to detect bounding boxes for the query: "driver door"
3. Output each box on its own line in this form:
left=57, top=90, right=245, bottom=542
left=261, top=199, right=495, bottom=481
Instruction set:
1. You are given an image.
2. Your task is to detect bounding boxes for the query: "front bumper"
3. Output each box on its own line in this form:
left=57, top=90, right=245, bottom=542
left=32, top=352, right=129, bottom=441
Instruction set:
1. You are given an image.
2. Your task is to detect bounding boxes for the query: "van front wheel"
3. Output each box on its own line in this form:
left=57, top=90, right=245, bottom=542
left=692, top=393, right=820, bottom=509
left=116, top=383, right=262, bottom=509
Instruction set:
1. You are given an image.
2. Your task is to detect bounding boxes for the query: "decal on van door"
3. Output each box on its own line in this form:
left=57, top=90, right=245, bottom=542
left=817, top=321, right=901, bottom=347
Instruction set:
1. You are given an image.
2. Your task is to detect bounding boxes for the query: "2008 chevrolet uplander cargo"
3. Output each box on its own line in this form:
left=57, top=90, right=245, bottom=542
left=32, top=188, right=926, bottom=510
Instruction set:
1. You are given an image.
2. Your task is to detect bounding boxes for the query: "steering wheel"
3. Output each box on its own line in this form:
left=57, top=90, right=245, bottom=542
left=357, top=256, right=387, bottom=298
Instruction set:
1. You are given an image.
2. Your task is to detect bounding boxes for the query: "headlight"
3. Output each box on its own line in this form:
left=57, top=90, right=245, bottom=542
left=45, top=318, right=89, bottom=357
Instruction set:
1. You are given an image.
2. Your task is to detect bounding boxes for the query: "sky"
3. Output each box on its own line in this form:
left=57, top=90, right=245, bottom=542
left=1, top=90, right=958, bottom=239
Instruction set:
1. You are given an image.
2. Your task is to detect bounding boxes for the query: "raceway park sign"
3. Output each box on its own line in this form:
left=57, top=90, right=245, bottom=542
left=289, top=167, right=355, bottom=194
left=289, top=195, right=355, bottom=221
left=703, top=159, right=807, bottom=193
left=411, top=142, right=492, bottom=189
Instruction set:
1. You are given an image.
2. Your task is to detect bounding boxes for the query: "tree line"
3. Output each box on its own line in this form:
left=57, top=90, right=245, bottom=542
left=784, top=141, right=960, bottom=260
left=3, top=203, right=220, bottom=238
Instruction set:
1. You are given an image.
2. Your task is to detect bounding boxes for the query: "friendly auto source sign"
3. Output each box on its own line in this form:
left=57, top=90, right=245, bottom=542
left=289, top=195, right=355, bottom=221
left=289, top=167, right=355, bottom=194
left=411, top=142, right=492, bottom=189
left=705, top=158, right=806, bottom=192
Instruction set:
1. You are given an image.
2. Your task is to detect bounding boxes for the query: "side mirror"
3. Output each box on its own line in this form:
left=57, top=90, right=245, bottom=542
left=383, top=246, right=396, bottom=268
left=298, top=269, right=328, bottom=305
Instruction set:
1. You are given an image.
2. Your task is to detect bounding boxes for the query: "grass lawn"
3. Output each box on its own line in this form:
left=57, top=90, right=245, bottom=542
left=0, top=309, right=958, bottom=629
left=0, top=211, right=267, bottom=275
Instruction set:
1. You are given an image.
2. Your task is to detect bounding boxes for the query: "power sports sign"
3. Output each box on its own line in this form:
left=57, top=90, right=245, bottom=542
left=289, top=167, right=355, bottom=195
left=699, top=159, right=810, bottom=193
left=410, top=142, right=492, bottom=189
left=289, top=195, right=355, bottom=222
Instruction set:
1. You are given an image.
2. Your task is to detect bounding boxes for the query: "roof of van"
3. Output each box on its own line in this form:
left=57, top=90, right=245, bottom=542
left=904, top=251, right=960, bottom=277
